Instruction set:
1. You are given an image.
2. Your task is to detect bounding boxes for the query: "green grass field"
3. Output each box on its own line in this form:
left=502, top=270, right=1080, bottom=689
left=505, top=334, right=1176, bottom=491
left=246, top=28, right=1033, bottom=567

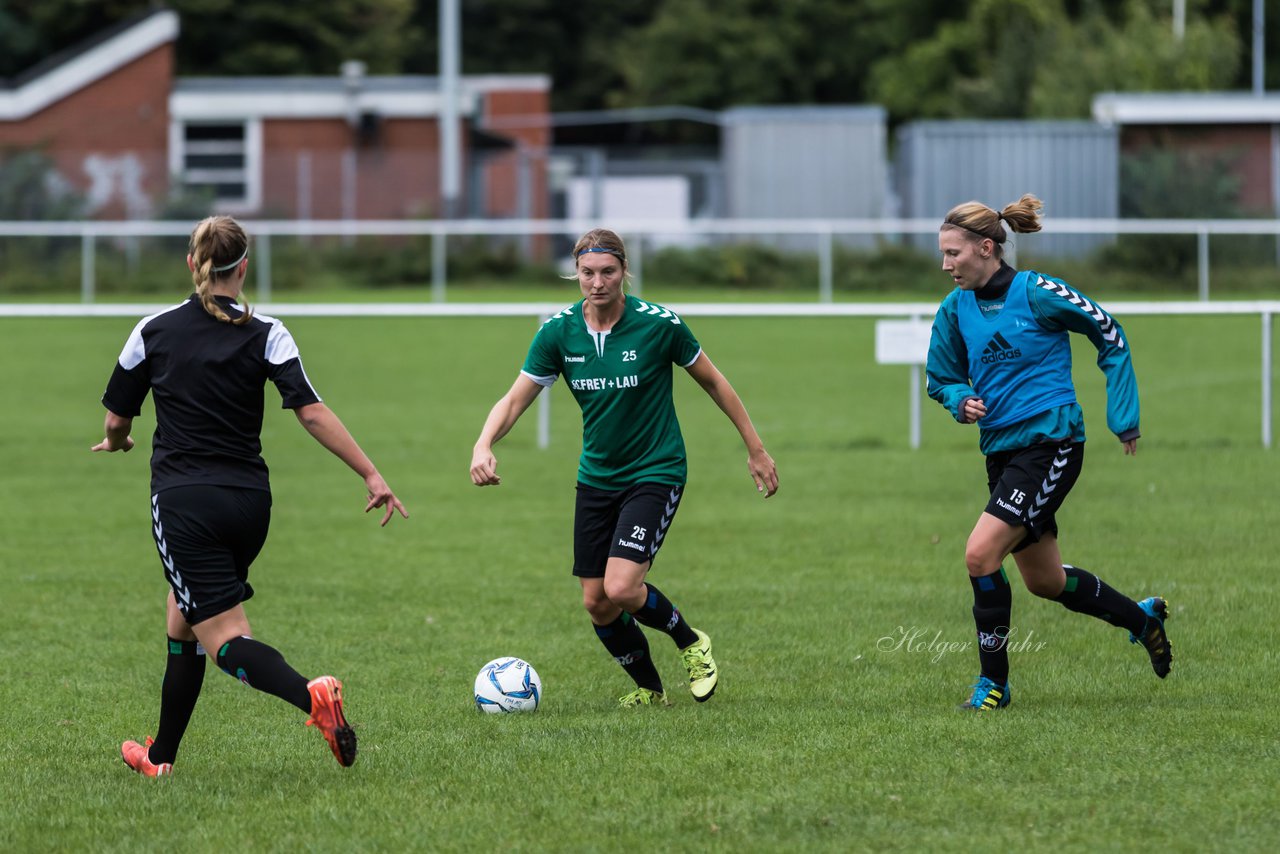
left=2, top=309, right=1278, bottom=852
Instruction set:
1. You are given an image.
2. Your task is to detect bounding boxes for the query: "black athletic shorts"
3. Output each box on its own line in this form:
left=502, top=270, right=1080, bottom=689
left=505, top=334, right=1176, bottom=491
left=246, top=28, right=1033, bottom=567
left=150, top=485, right=272, bottom=625
left=572, top=481, right=684, bottom=577
left=984, top=440, right=1084, bottom=552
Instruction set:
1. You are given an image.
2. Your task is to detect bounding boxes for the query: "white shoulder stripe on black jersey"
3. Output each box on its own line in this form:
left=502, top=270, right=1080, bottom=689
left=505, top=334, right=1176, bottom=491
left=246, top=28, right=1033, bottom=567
left=259, top=313, right=300, bottom=365
left=117, top=300, right=190, bottom=370
left=1036, top=276, right=1125, bottom=350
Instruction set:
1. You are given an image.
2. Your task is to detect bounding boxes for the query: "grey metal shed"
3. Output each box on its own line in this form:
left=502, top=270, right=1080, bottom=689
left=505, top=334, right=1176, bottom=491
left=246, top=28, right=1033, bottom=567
left=722, top=105, right=888, bottom=223
left=895, top=120, right=1118, bottom=258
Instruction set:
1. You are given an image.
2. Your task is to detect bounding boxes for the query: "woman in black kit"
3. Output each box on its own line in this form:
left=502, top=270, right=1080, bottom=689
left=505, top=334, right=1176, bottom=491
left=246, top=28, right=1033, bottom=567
left=95, top=215, right=407, bottom=775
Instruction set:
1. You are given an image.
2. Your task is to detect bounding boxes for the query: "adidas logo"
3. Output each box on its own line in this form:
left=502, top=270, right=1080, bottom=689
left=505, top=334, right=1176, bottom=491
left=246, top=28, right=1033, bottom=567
left=980, top=331, right=1021, bottom=364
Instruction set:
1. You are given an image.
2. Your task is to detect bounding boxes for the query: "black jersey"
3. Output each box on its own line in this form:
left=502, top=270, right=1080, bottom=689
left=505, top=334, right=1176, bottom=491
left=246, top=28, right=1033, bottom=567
left=102, top=294, right=321, bottom=494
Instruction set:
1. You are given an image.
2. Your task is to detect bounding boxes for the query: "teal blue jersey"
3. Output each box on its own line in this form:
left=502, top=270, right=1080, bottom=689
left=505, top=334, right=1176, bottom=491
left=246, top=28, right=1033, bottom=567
left=521, top=295, right=702, bottom=489
left=927, top=266, right=1140, bottom=455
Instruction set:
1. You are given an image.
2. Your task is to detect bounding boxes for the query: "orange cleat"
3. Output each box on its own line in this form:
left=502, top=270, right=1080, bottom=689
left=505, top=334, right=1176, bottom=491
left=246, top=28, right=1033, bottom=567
left=305, top=676, right=357, bottom=767
left=121, top=737, right=172, bottom=777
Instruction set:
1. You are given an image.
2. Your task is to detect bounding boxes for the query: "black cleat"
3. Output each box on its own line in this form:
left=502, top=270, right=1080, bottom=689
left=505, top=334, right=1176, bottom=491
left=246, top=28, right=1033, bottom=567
left=1130, top=597, right=1173, bottom=678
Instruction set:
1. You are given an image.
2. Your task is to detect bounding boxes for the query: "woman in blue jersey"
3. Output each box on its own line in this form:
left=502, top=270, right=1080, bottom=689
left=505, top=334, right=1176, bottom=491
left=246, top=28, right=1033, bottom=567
left=926, top=194, right=1171, bottom=711
left=470, top=228, right=778, bottom=708
left=94, top=215, right=407, bottom=774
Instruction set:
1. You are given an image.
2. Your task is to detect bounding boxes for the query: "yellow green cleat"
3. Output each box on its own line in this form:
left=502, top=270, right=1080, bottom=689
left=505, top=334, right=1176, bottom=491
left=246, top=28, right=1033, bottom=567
left=680, top=628, right=718, bottom=702
left=618, top=687, right=671, bottom=708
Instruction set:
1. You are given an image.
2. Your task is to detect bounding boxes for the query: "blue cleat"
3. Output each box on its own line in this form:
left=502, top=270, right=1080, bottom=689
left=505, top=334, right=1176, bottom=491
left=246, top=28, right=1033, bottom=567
left=1130, top=596, right=1173, bottom=678
left=959, top=676, right=1010, bottom=711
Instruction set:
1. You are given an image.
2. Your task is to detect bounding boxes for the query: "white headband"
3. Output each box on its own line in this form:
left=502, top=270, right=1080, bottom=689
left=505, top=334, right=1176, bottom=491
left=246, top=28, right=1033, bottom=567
left=211, top=248, right=248, bottom=273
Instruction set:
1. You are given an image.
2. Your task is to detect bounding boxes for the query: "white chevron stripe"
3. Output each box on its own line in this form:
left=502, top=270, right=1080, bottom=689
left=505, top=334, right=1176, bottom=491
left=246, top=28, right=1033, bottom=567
left=1039, top=279, right=1125, bottom=349
left=648, top=487, right=682, bottom=555
left=634, top=299, right=682, bottom=325
left=151, top=495, right=196, bottom=611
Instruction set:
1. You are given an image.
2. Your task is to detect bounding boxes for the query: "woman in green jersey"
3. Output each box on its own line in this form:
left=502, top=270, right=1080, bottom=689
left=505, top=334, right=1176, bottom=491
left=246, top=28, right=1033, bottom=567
left=471, top=228, right=778, bottom=707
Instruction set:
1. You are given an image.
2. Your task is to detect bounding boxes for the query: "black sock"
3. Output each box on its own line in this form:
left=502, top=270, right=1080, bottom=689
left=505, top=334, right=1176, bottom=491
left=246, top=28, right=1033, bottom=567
left=148, top=637, right=206, bottom=765
left=593, top=613, right=663, bottom=692
left=1054, top=565, right=1147, bottom=634
left=216, top=636, right=312, bottom=713
left=629, top=583, right=698, bottom=649
left=971, top=567, right=1012, bottom=686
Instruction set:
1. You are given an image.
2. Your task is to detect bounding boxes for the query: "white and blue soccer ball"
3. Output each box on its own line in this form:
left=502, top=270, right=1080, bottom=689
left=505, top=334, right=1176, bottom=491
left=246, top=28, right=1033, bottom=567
left=474, top=657, right=542, bottom=713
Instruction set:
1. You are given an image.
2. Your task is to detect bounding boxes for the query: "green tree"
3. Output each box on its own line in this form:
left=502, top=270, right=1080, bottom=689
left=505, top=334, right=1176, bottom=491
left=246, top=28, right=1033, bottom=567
left=867, top=0, right=1071, bottom=121
left=176, top=0, right=415, bottom=75
left=0, top=0, right=417, bottom=78
left=0, top=0, right=146, bottom=77
left=1026, top=0, right=1242, bottom=117
left=868, top=0, right=1243, bottom=121
left=610, top=0, right=963, bottom=111
left=400, top=0, right=655, bottom=113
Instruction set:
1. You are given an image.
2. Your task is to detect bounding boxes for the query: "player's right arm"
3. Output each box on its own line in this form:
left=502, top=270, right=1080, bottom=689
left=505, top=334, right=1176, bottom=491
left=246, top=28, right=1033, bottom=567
left=470, top=374, right=545, bottom=486
left=94, top=315, right=152, bottom=453
left=92, top=411, right=134, bottom=452
left=925, top=292, right=983, bottom=423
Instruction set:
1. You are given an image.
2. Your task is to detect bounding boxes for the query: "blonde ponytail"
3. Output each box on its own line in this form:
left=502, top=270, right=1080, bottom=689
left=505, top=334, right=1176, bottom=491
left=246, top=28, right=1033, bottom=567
left=941, top=194, right=1044, bottom=259
left=189, top=215, right=252, bottom=325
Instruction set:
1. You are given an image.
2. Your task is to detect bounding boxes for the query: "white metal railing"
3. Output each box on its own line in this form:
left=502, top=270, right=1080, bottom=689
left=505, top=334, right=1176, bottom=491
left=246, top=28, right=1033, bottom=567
left=1, top=217, right=1279, bottom=303
left=3, top=298, right=1275, bottom=449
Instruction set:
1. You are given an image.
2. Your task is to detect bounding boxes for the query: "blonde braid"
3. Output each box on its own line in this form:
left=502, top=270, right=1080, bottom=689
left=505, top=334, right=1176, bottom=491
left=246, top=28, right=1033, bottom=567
left=189, top=216, right=252, bottom=325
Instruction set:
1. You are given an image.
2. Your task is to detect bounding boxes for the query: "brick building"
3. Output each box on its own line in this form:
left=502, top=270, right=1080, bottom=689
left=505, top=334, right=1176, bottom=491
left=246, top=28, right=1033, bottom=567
left=0, top=9, right=549, bottom=220
left=1093, top=92, right=1280, bottom=217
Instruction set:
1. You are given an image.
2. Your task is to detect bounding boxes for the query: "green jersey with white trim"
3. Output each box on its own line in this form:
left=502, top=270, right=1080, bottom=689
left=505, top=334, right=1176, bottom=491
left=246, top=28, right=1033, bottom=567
left=522, top=294, right=702, bottom=490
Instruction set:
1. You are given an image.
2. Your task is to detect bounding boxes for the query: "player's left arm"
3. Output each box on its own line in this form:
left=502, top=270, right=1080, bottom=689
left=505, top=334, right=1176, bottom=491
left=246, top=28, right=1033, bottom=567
left=294, top=402, right=408, bottom=526
left=1032, top=279, right=1140, bottom=453
left=685, top=352, right=778, bottom=497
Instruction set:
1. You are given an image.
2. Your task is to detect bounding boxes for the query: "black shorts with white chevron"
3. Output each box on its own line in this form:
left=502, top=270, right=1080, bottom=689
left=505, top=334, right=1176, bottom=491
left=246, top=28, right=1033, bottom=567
left=150, top=485, right=271, bottom=624
left=572, top=481, right=684, bottom=577
left=983, top=441, right=1084, bottom=552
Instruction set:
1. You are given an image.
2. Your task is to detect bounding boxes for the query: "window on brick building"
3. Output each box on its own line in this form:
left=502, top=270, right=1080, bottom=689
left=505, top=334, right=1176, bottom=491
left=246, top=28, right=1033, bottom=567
left=176, top=121, right=261, bottom=210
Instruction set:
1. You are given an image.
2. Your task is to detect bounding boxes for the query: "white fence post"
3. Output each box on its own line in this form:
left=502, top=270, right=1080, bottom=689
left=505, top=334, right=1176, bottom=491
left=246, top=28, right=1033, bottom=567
left=1264, top=310, right=1273, bottom=449
left=818, top=229, right=833, bottom=303
left=630, top=235, right=643, bottom=296
left=432, top=229, right=446, bottom=302
left=875, top=316, right=933, bottom=449
left=1198, top=229, right=1210, bottom=301
left=537, top=313, right=551, bottom=450
left=256, top=232, right=272, bottom=302
left=80, top=231, right=94, bottom=303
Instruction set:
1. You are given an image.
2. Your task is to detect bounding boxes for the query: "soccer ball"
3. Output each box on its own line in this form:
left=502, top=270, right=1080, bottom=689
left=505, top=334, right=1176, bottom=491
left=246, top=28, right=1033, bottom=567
left=474, top=657, right=542, bottom=713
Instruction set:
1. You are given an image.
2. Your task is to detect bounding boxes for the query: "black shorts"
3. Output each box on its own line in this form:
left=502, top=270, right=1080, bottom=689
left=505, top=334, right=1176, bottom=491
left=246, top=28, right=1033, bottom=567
left=150, top=485, right=272, bottom=625
left=984, top=441, right=1084, bottom=552
left=572, top=482, right=684, bottom=577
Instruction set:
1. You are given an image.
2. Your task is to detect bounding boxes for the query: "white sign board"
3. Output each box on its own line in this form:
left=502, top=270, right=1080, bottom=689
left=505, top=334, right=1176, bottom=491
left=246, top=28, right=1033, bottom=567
left=875, top=319, right=933, bottom=364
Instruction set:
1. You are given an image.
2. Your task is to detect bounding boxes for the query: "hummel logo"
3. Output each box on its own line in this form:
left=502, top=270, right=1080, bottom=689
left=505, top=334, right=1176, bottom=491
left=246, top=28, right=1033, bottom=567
left=564, top=355, right=585, bottom=363
left=980, top=332, right=1021, bottom=364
